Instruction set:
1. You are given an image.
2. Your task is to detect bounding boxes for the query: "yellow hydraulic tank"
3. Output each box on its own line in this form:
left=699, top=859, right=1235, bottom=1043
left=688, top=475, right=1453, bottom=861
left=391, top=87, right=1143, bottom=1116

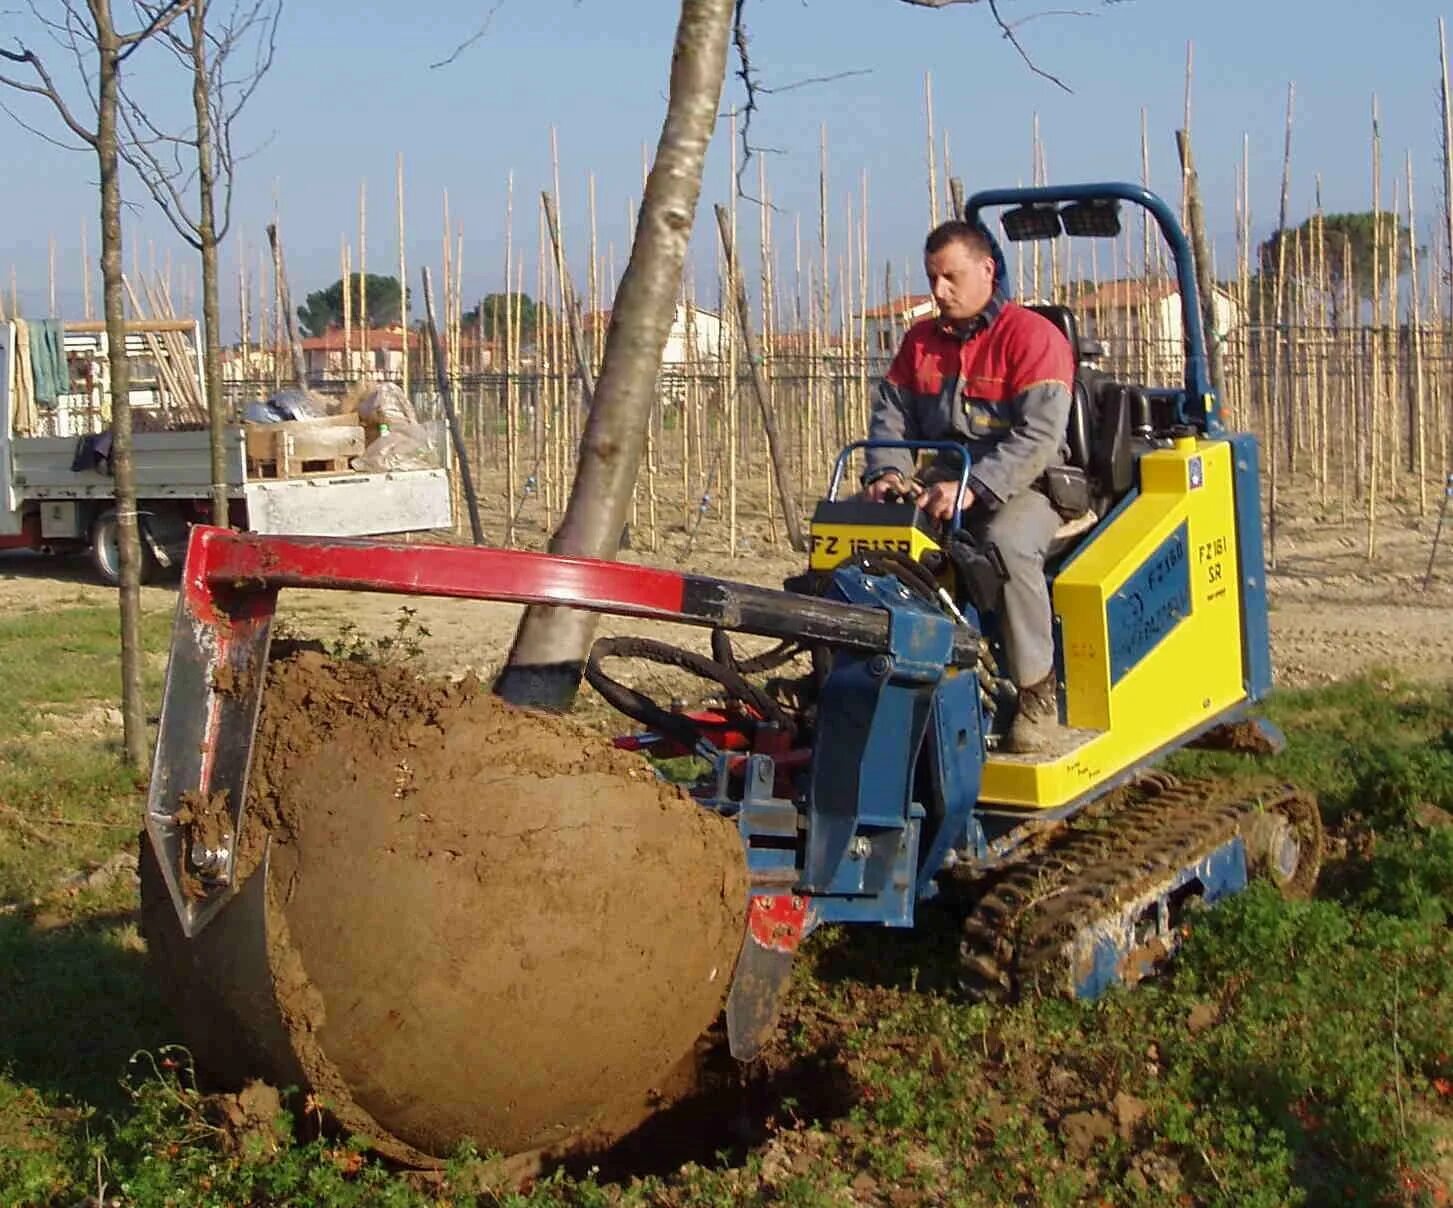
left=980, top=436, right=1248, bottom=809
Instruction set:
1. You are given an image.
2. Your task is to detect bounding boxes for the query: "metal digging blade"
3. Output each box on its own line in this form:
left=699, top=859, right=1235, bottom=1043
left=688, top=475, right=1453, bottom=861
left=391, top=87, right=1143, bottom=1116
left=144, top=530, right=277, bottom=939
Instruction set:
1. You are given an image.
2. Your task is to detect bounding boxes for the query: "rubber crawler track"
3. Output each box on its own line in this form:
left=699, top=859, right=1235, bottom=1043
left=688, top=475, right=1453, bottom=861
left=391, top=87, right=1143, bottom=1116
left=957, top=776, right=1323, bottom=1002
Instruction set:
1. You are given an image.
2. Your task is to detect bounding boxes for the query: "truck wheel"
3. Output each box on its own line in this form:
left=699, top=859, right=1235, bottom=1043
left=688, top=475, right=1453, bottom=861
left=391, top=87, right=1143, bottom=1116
left=90, top=509, right=159, bottom=587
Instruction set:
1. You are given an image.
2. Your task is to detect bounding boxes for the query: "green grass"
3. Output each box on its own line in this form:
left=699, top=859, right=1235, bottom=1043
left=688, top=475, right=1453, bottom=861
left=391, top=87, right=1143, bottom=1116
left=0, top=605, right=171, bottom=901
left=2, top=619, right=1452, bottom=1205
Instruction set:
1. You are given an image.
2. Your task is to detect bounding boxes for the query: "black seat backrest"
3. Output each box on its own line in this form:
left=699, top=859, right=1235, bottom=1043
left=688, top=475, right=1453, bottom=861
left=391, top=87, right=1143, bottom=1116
left=1025, top=303, right=1078, bottom=352
left=1026, top=304, right=1091, bottom=472
left=1093, top=382, right=1139, bottom=498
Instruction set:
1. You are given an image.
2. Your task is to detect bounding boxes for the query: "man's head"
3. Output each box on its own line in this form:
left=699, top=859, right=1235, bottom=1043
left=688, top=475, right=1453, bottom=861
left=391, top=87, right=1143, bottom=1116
left=924, top=222, right=996, bottom=323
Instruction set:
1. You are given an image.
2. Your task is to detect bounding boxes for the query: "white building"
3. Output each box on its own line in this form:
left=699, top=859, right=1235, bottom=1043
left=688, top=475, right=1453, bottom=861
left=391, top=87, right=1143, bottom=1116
left=857, top=293, right=936, bottom=355
left=1076, top=279, right=1241, bottom=383
left=584, top=302, right=724, bottom=366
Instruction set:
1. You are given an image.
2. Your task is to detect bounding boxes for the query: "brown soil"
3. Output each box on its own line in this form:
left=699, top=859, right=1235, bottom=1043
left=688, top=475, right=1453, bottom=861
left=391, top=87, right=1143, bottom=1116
left=147, top=650, right=748, bottom=1164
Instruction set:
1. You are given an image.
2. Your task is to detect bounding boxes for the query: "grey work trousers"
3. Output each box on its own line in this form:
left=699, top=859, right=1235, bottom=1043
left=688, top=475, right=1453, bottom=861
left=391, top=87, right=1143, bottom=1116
left=965, top=487, right=1061, bottom=687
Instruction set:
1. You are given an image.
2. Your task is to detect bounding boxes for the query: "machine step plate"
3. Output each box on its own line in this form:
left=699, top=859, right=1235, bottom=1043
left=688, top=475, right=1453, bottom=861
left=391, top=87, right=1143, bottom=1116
left=987, top=726, right=1100, bottom=764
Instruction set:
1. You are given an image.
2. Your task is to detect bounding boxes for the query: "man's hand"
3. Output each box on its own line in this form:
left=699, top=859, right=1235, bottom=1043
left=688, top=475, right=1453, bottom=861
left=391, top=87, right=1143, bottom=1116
left=916, top=480, right=973, bottom=524
left=863, top=471, right=914, bottom=503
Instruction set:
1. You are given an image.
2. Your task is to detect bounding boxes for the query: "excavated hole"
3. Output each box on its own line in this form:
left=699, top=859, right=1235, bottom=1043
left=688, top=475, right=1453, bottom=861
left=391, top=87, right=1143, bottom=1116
left=536, top=1032, right=859, bottom=1183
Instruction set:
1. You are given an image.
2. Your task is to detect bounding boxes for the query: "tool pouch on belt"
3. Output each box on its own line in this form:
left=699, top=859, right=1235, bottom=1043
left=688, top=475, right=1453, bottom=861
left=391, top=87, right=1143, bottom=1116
left=945, top=532, right=1008, bottom=616
left=1040, top=465, right=1092, bottom=520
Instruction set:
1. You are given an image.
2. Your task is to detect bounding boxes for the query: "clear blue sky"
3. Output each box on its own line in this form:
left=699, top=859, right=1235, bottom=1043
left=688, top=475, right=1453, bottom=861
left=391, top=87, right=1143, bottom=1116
left=1, top=0, right=1450, bottom=334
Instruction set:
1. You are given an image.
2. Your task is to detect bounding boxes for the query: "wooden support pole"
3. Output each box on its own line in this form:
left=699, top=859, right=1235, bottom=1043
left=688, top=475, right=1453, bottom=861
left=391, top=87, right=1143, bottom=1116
left=422, top=266, right=484, bottom=545
left=715, top=203, right=806, bottom=550
left=265, top=221, right=307, bottom=388
left=1174, top=129, right=1228, bottom=415
left=541, top=191, right=597, bottom=412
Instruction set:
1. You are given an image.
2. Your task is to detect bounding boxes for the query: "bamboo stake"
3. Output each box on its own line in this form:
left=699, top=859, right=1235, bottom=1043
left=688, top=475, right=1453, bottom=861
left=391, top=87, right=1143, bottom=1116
left=267, top=198, right=281, bottom=391
left=1291, top=228, right=1305, bottom=468
left=266, top=221, right=306, bottom=388
left=359, top=181, right=368, bottom=377
left=342, top=238, right=352, bottom=381
left=860, top=167, right=871, bottom=437
left=1268, top=82, right=1295, bottom=570
left=716, top=202, right=804, bottom=550
left=1313, top=179, right=1328, bottom=505
left=925, top=73, right=938, bottom=228
left=1387, top=174, right=1402, bottom=499
left=1240, top=134, right=1252, bottom=434
left=1031, top=115, right=1043, bottom=298
left=818, top=124, right=830, bottom=492
left=536, top=203, right=551, bottom=525
left=504, top=171, right=516, bottom=545
left=422, top=266, right=483, bottom=544
left=1348, top=239, right=1362, bottom=507
left=397, top=153, right=408, bottom=397
left=1441, top=19, right=1453, bottom=475
left=682, top=267, right=693, bottom=532
left=588, top=172, right=600, bottom=367
left=726, top=108, right=739, bottom=557
left=237, top=241, right=249, bottom=384
left=1369, top=95, right=1382, bottom=559
left=542, top=192, right=597, bottom=411
left=81, top=220, right=92, bottom=320
left=761, top=153, right=778, bottom=544
left=1175, top=128, right=1227, bottom=415
left=1409, top=150, right=1428, bottom=513
left=1181, top=41, right=1193, bottom=230
left=1435, top=234, right=1449, bottom=481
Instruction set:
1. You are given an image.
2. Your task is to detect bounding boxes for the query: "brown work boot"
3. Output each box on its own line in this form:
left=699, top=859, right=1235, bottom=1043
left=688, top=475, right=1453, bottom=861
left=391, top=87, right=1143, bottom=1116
left=1005, top=673, right=1066, bottom=754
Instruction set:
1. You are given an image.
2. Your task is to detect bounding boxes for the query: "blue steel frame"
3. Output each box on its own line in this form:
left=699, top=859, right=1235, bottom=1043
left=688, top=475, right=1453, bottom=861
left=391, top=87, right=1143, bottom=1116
left=964, top=182, right=1220, bottom=434
left=1071, top=836, right=1248, bottom=998
left=704, top=566, right=984, bottom=930
left=1228, top=433, right=1274, bottom=700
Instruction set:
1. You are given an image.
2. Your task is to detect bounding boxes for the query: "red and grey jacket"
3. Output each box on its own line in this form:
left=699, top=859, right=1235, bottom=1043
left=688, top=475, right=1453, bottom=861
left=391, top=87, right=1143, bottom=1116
left=864, top=295, right=1074, bottom=506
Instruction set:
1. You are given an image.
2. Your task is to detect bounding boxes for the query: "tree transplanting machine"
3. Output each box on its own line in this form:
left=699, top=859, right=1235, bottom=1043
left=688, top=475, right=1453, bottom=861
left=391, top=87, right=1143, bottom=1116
left=143, top=183, right=1320, bottom=1077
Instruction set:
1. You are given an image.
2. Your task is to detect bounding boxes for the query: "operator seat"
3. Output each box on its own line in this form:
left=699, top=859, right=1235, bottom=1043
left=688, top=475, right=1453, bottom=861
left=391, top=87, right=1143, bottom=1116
left=1025, top=304, right=1100, bottom=553
left=1025, top=304, right=1093, bottom=472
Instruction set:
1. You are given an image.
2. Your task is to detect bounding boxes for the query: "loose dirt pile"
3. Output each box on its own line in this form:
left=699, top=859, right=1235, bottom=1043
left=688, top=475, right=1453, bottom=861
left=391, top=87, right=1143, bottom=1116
left=143, top=649, right=747, bottom=1165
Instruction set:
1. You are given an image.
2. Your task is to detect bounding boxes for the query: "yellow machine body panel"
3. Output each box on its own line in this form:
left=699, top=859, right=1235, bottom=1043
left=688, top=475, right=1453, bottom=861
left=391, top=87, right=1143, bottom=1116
left=808, top=501, right=943, bottom=571
left=980, top=437, right=1247, bottom=808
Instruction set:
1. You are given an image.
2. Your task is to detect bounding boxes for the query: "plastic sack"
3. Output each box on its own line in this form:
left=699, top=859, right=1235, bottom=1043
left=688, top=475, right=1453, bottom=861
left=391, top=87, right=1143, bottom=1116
left=351, top=422, right=440, bottom=473
left=247, top=388, right=328, bottom=423
left=355, top=383, right=417, bottom=428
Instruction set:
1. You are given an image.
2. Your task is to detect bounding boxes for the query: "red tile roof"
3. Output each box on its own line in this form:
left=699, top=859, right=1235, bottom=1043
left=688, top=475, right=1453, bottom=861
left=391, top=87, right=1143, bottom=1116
left=1073, top=279, right=1180, bottom=312
left=300, top=327, right=492, bottom=353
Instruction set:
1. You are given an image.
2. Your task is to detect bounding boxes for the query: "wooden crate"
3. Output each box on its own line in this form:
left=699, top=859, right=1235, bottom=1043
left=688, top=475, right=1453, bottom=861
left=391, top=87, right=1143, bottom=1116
left=244, top=414, right=365, bottom=480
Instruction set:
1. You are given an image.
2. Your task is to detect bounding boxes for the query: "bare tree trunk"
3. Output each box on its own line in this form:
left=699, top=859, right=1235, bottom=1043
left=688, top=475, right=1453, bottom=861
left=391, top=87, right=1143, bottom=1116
left=96, top=1, right=147, bottom=769
left=188, top=0, right=228, bottom=524
left=496, top=0, right=734, bottom=709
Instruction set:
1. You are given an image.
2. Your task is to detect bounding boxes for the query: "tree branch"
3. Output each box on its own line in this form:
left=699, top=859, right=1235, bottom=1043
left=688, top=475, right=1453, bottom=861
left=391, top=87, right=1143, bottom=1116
left=0, top=43, right=97, bottom=143
left=0, top=91, right=89, bottom=148
left=429, top=0, right=504, bottom=69
left=896, top=0, right=1074, bottom=93
left=115, top=0, right=281, bottom=243
left=116, top=0, right=194, bottom=59
left=987, top=0, right=1070, bottom=91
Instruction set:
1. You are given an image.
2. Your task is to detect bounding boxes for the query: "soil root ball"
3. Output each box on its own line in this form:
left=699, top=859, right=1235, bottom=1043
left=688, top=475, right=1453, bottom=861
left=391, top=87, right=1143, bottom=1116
left=142, top=650, right=748, bottom=1164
